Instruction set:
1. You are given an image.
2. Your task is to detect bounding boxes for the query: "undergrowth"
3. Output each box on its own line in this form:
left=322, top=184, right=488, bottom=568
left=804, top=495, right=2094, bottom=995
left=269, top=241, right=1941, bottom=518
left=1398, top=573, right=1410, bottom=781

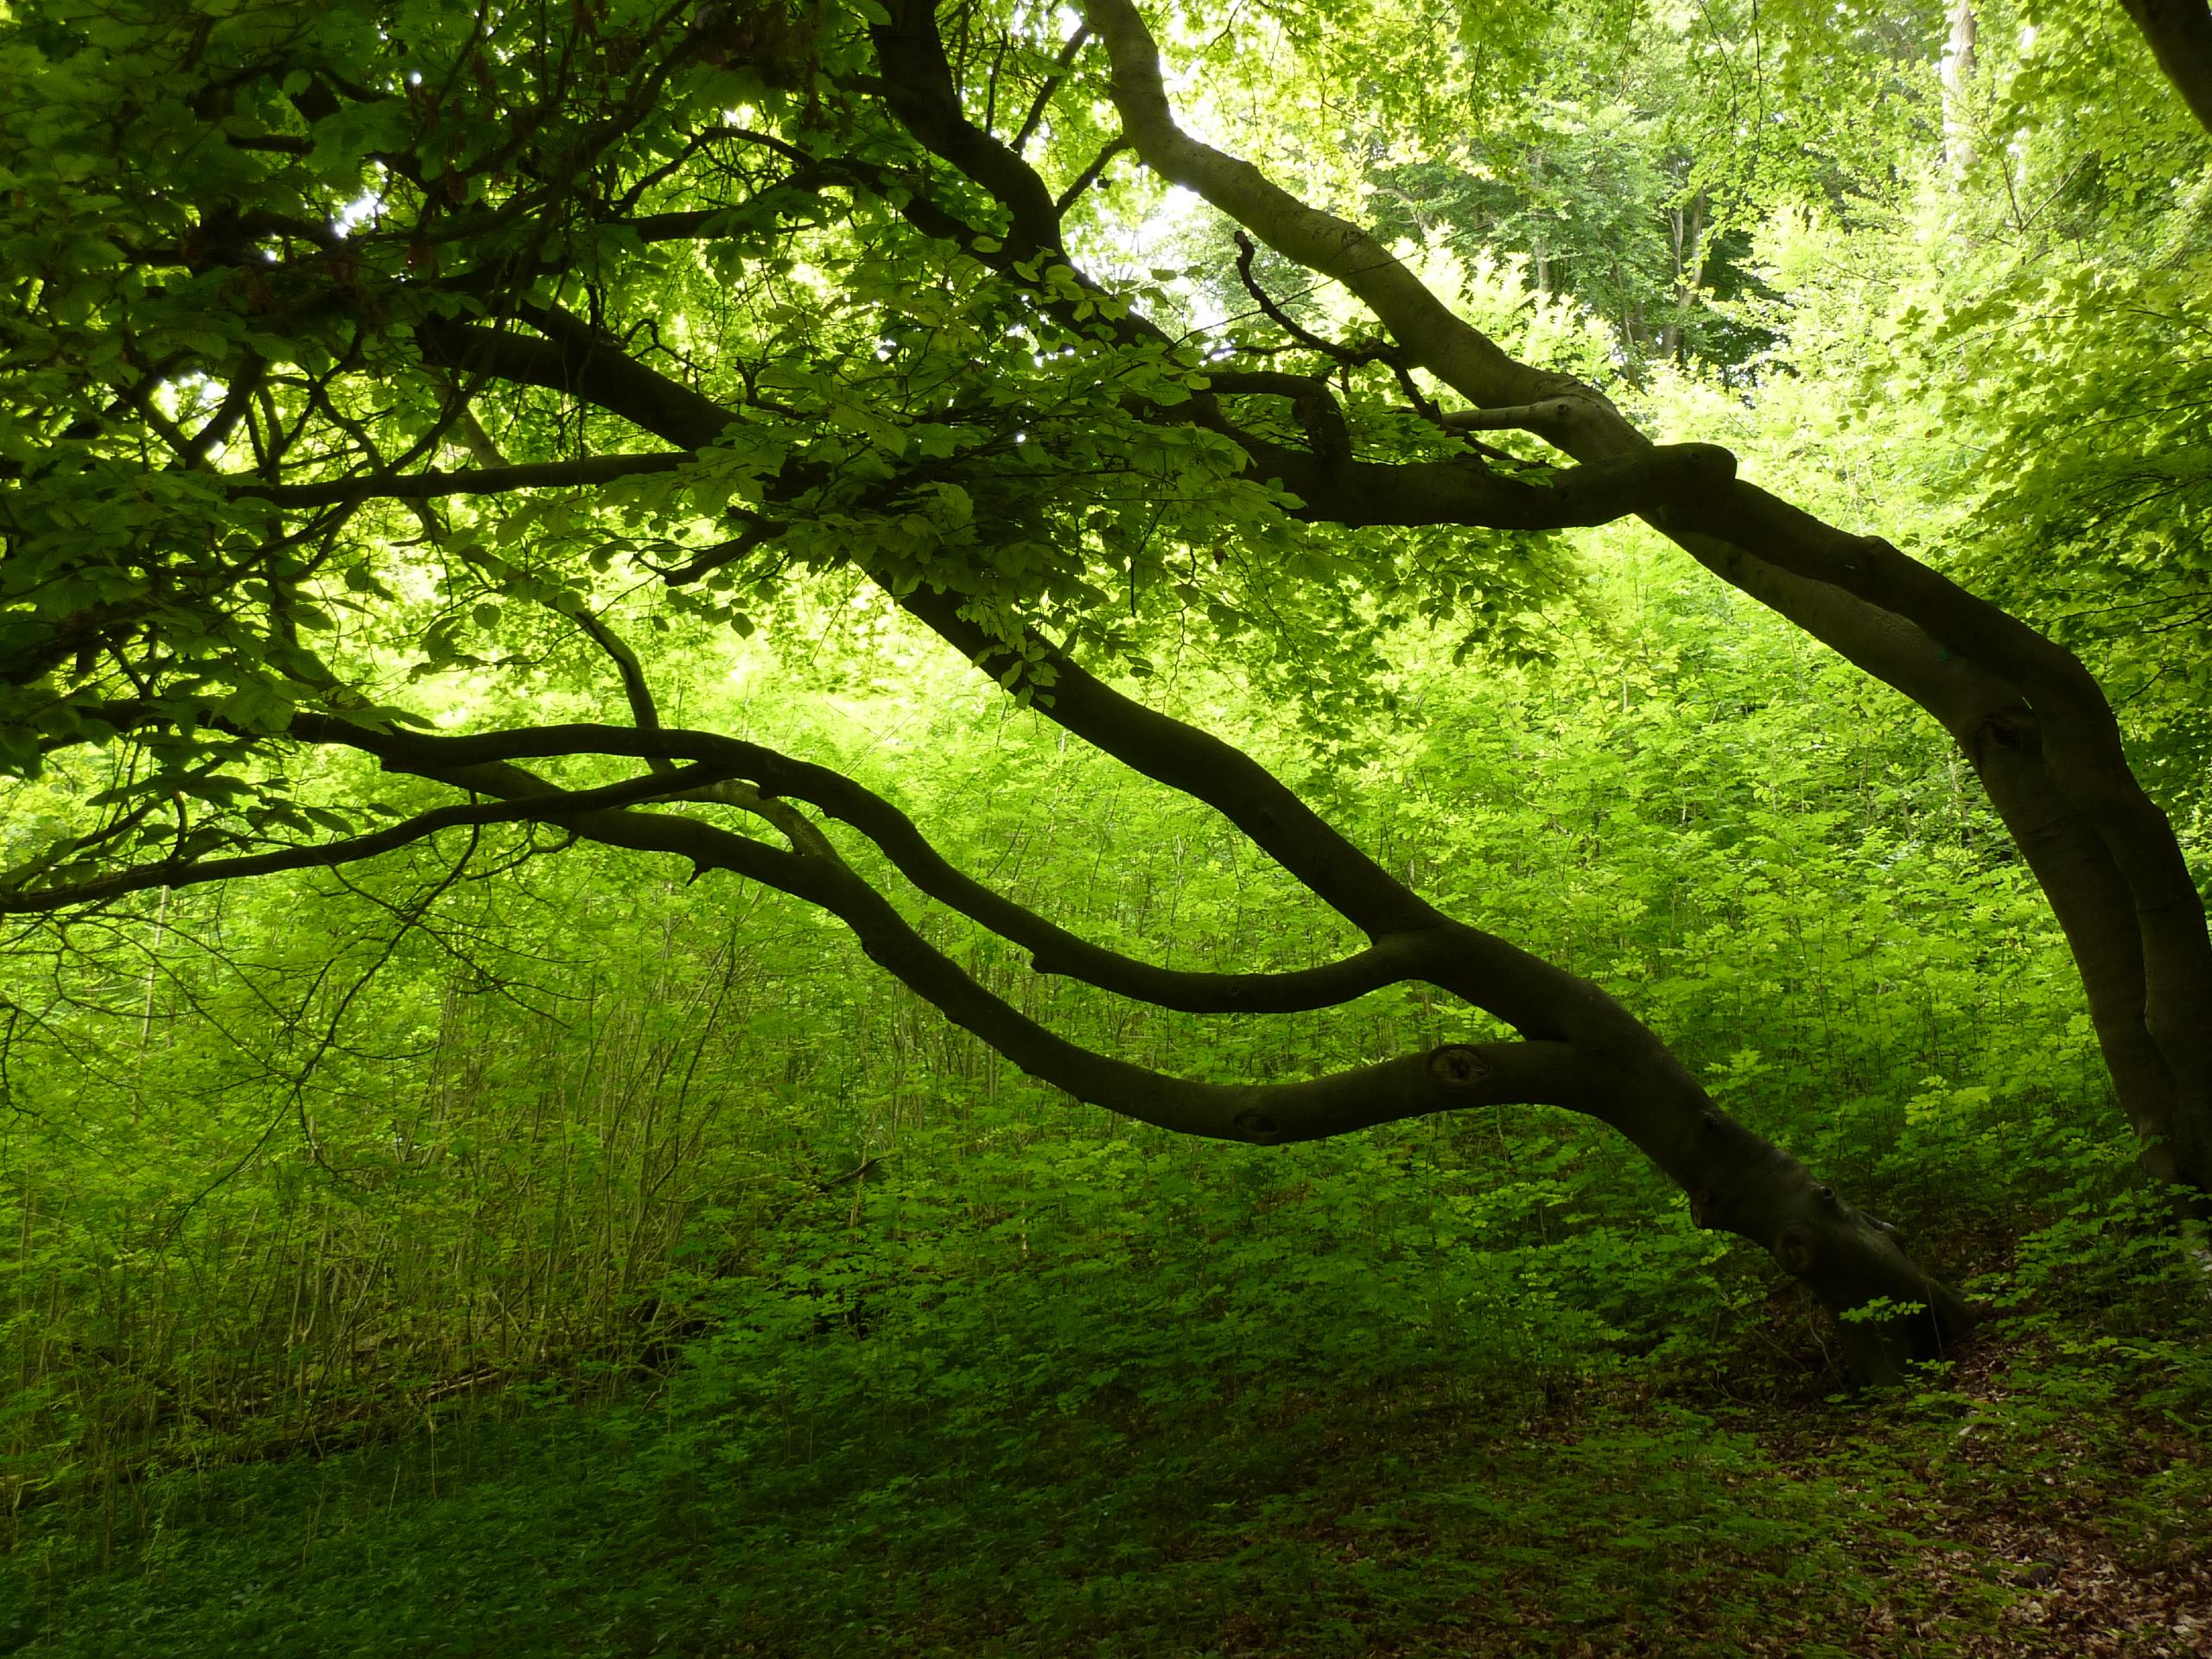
left=4, top=1173, right=2205, bottom=1659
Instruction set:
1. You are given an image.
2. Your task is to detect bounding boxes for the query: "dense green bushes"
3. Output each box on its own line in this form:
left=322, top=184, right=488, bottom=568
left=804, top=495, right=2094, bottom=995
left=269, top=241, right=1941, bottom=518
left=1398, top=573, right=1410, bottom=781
left=8, top=522, right=2192, bottom=1535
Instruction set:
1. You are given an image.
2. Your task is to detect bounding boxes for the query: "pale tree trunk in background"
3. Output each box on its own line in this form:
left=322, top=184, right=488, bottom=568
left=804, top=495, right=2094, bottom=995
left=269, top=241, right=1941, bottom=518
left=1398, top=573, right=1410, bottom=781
left=1658, top=188, right=1707, bottom=364
left=1941, top=2, right=1978, bottom=175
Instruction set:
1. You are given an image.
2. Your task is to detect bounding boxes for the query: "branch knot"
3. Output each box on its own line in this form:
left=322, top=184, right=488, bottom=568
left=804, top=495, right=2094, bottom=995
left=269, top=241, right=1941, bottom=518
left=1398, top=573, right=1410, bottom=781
left=1428, top=1044, right=1488, bottom=1088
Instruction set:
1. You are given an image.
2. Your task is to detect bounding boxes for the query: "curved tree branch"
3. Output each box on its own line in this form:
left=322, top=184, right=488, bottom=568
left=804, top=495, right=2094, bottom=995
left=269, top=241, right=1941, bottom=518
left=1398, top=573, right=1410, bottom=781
left=270, top=715, right=1448, bottom=1016
left=0, top=763, right=739, bottom=914
left=233, top=452, right=693, bottom=507
left=262, top=717, right=1614, bottom=1147
left=1079, top=0, right=2212, bottom=1198
left=563, top=607, right=672, bottom=773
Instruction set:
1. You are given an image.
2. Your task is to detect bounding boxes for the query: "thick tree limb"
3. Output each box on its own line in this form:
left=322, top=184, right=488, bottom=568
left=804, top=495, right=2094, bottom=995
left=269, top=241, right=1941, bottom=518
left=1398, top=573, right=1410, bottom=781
left=232, top=452, right=693, bottom=506
left=1080, top=0, right=2212, bottom=1198
left=413, top=318, right=737, bottom=448
left=273, top=721, right=1613, bottom=1146
left=266, top=716, right=1437, bottom=1015
left=0, top=763, right=737, bottom=913
left=1084, top=0, right=1584, bottom=428
left=2120, top=0, right=2212, bottom=137
left=872, top=1, right=1070, bottom=254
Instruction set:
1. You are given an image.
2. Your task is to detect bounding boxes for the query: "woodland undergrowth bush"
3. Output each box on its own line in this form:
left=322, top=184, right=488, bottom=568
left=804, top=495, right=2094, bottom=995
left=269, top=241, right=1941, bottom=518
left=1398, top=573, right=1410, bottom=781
left=5, top=522, right=2166, bottom=1517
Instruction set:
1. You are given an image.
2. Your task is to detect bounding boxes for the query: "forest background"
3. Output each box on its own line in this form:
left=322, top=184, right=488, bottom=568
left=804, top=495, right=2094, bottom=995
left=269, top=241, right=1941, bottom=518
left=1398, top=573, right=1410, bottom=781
left=3, top=0, right=2212, bottom=1653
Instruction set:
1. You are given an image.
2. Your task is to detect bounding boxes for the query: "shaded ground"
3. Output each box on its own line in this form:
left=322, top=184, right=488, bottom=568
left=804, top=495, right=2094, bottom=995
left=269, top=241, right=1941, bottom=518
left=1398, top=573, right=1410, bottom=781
left=4, top=1307, right=2206, bottom=1659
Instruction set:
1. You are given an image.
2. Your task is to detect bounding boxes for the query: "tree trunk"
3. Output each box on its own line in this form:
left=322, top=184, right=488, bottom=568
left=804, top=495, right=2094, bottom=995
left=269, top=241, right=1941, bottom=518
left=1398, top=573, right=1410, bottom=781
left=1659, top=188, right=1707, bottom=363
left=1940, top=2, right=1978, bottom=176
left=2120, top=0, right=2212, bottom=137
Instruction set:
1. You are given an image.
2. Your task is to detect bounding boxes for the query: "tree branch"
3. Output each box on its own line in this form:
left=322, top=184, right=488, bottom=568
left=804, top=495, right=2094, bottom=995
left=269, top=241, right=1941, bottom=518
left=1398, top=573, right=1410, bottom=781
left=1012, top=20, right=1091, bottom=153
left=1084, top=0, right=1577, bottom=426
left=0, top=762, right=738, bottom=914
left=563, top=608, right=671, bottom=772
left=1052, top=133, right=1132, bottom=213
left=269, top=716, right=1445, bottom=1016
left=871, top=0, right=1069, bottom=254
left=263, top=716, right=1609, bottom=1144
left=232, top=451, right=694, bottom=507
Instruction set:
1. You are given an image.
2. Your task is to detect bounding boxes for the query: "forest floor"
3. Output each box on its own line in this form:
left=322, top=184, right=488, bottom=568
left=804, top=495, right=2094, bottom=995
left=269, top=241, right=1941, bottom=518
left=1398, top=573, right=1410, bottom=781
left=3, top=1300, right=2207, bottom=1659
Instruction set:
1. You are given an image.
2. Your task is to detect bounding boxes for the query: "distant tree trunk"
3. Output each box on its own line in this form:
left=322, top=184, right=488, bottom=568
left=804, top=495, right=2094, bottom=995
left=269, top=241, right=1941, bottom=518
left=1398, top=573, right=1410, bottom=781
left=1658, top=188, right=1707, bottom=363
left=1940, top=2, right=1978, bottom=175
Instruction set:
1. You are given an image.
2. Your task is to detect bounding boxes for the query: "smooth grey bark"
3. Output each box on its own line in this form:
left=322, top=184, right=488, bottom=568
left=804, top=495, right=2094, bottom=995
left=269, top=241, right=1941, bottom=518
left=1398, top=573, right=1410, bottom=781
left=1941, top=2, right=1979, bottom=175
